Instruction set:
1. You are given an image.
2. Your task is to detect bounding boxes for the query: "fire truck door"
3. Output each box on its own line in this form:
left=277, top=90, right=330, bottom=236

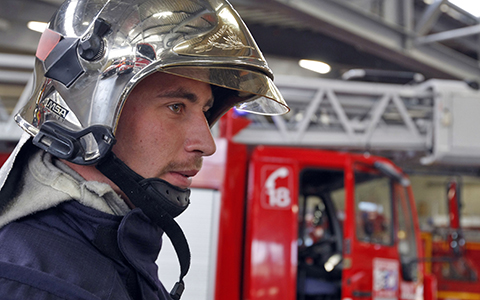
left=243, top=154, right=298, bottom=300
left=344, top=163, right=401, bottom=300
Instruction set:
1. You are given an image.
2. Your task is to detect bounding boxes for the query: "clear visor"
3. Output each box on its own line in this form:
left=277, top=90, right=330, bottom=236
left=160, top=66, right=289, bottom=116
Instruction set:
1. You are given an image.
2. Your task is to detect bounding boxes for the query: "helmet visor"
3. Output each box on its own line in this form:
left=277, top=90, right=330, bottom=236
left=161, top=66, right=289, bottom=117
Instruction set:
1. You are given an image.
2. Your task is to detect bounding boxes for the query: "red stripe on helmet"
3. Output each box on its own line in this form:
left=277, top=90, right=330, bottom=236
left=36, top=28, right=62, bottom=61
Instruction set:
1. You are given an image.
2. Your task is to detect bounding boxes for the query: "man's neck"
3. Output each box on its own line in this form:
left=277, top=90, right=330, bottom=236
left=61, top=159, right=135, bottom=209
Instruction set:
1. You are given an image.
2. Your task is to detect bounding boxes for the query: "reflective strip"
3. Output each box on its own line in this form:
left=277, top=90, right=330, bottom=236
left=438, top=291, right=480, bottom=300
left=36, top=28, right=62, bottom=61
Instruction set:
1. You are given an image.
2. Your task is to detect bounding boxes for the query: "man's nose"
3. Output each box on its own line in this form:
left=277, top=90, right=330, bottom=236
left=185, top=113, right=216, bottom=156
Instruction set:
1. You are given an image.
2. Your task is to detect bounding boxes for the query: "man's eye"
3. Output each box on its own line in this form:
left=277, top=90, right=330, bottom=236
left=169, top=103, right=183, bottom=113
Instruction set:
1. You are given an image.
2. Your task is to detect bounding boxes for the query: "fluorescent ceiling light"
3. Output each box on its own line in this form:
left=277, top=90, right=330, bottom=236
left=27, top=21, right=48, bottom=33
left=0, top=18, right=9, bottom=31
left=299, top=59, right=331, bottom=74
left=448, top=0, right=480, bottom=17
left=153, top=11, right=173, bottom=18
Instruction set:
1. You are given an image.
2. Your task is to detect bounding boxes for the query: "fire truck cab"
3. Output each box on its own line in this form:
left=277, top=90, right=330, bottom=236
left=244, top=144, right=423, bottom=300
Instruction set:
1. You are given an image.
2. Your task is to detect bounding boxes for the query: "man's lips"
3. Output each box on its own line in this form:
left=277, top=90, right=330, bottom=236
left=163, top=170, right=199, bottom=188
left=175, top=170, right=199, bottom=177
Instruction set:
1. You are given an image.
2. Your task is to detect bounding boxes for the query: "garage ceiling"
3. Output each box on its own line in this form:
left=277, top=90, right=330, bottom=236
left=0, top=0, right=479, bottom=120
left=1, top=0, right=479, bottom=75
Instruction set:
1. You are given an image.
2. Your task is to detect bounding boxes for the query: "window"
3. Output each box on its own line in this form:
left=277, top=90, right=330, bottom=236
left=298, top=168, right=344, bottom=250
left=355, top=172, right=393, bottom=245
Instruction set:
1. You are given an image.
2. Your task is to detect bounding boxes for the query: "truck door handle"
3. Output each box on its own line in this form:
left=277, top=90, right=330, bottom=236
left=353, top=291, right=373, bottom=297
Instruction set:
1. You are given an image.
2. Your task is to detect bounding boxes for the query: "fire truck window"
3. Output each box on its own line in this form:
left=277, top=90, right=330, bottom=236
left=355, top=173, right=393, bottom=245
left=298, top=168, right=345, bottom=240
left=395, top=186, right=418, bottom=281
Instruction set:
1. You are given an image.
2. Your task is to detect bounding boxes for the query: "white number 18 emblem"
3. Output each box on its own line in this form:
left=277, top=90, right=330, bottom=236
left=265, top=167, right=291, bottom=208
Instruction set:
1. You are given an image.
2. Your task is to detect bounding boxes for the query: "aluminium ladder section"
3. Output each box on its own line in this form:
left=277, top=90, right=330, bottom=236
left=234, top=76, right=480, bottom=166
left=234, top=75, right=432, bottom=152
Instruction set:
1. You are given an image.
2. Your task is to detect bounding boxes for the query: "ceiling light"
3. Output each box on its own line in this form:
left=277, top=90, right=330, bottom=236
left=153, top=11, right=173, bottom=18
left=299, top=59, right=331, bottom=74
left=448, top=0, right=480, bottom=17
left=0, top=18, right=10, bottom=32
left=27, top=21, right=48, bottom=33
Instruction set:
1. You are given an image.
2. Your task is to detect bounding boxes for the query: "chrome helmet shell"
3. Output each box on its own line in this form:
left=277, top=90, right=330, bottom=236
left=15, top=0, right=289, bottom=165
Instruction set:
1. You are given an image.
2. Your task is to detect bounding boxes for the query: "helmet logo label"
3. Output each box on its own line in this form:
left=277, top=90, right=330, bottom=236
left=45, top=99, right=69, bottom=119
left=194, top=25, right=254, bottom=53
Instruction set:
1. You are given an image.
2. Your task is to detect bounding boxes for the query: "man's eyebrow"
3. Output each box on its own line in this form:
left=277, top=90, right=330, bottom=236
left=157, top=87, right=214, bottom=108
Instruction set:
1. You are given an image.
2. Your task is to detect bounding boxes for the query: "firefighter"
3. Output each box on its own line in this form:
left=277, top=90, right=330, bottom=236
left=0, top=0, right=289, bottom=299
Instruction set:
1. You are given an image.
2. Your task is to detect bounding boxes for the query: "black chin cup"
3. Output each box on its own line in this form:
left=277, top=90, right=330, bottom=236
left=95, top=151, right=191, bottom=300
left=139, top=178, right=190, bottom=218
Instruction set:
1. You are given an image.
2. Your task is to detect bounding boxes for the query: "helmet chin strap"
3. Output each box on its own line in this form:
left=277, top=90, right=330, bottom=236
left=96, top=151, right=190, bottom=300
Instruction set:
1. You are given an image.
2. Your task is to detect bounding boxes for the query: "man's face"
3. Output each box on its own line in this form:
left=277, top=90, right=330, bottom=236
left=112, top=71, right=216, bottom=189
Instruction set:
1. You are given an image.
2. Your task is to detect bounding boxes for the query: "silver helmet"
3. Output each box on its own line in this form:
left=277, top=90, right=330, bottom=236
left=15, top=0, right=289, bottom=165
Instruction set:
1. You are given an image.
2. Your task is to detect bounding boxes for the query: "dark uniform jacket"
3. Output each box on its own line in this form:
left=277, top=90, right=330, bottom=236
left=0, top=138, right=172, bottom=299
left=0, top=201, right=172, bottom=299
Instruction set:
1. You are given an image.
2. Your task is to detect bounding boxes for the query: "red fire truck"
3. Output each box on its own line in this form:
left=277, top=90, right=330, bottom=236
left=156, top=110, right=429, bottom=300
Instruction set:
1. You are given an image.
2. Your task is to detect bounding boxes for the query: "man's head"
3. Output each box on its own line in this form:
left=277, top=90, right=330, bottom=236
left=15, top=0, right=288, bottom=166
left=113, top=71, right=216, bottom=189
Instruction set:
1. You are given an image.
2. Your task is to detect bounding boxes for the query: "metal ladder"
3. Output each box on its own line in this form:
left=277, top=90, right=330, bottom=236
left=234, top=75, right=480, bottom=166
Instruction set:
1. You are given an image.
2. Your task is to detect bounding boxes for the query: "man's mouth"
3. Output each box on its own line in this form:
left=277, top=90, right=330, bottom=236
left=164, top=170, right=199, bottom=189
left=177, top=170, right=198, bottom=178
